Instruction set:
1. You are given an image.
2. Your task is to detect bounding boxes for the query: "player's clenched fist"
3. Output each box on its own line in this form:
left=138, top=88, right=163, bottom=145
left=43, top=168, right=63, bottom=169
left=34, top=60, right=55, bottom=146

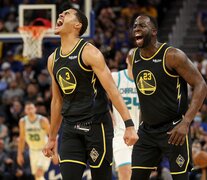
left=124, top=126, right=139, bottom=146
left=42, top=139, right=56, bottom=158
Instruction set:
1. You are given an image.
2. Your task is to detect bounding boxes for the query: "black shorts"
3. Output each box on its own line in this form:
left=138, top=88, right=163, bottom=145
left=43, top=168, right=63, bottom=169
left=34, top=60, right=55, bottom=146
left=132, top=121, right=192, bottom=174
left=59, top=111, right=113, bottom=168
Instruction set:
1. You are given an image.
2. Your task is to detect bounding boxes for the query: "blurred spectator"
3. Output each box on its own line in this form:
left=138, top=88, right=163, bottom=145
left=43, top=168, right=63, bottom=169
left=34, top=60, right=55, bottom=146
left=5, top=50, right=24, bottom=73
left=15, top=72, right=27, bottom=90
left=37, top=69, right=51, bottom=96
left=4, top=12, right=18, bottom=32
left=197, top=10, right=207, bottom=53
left=197, top=10, right=207, bottom=37
left=7, top=100, right=24, bottom=128
left=2, top=80, right=24, bottom=105
left=139, top=1, right=158, bottom=19
left=24, top=82, right=40, bottom=102
left=0, top=19, right=8, bottom=32
left=22, top=64, right=36, bottom=84
left=35, top=96, right=49, bottom=117
left=0, top=114, right=8, bottom=142
left=191, top=112, right=207, bottom=141
left=0, top=139, right=14, bottom=180
left=0, top=62, right=16, bottom=85
left=121, top=2, right=141, bottom=23
left=190, top=140, right=202, bottom=180
left=98, top=6, right=116, bottom=32
left=7, top=128, right=34, bottom=180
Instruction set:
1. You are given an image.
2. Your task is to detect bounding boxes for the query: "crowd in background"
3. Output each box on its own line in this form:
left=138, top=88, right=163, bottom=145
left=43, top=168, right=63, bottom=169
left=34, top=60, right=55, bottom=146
left=0, top=0, right=206, bottom=180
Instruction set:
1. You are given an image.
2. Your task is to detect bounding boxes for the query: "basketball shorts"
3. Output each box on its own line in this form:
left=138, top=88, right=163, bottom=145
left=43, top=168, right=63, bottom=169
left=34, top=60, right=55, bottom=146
left=113, top=128, right=133, bottom=168
left=132, top=121, right=192, bottom=174
left=59, top=111, right=113, bottom=168
left=29, top=149, right=51, bottom=175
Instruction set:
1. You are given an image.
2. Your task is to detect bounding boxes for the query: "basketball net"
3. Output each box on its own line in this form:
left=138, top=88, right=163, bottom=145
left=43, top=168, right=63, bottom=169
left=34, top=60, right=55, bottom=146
left=19, top=26, right=49, bottom=59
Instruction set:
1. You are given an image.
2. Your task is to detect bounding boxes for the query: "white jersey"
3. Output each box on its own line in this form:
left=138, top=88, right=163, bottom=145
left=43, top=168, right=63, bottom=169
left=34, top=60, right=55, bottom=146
left=112, top=69, right=140, bottom=131
left=24, top=114, right=48, bottom=150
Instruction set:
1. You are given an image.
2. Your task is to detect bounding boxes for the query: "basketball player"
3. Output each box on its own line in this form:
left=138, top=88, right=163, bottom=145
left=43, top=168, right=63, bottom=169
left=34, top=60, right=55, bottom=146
left=112, top=49, right=140, bottom=180
left=130, top=14, right=207, bottom=180
left=17, top=102, right=51, bottom=180
left=42, top=7, right=138, bottom=180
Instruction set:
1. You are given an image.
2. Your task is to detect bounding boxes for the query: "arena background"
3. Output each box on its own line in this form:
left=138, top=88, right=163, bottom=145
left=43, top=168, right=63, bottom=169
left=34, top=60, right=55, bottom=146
left=0, top=0, right=206, bottom=180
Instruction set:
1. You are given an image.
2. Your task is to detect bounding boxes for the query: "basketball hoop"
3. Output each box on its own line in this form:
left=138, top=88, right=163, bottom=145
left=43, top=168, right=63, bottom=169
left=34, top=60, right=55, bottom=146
left=19, top=26, right=49, bottom=59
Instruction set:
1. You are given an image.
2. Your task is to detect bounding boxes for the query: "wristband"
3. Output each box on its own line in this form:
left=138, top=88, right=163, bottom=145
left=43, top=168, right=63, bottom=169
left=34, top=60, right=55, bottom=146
left=124, top=119, right=134, bottom=128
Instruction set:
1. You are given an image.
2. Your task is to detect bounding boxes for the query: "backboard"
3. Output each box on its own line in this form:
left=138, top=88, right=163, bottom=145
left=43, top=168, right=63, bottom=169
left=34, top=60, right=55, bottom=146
left=0, top=1, right=94, bottom=42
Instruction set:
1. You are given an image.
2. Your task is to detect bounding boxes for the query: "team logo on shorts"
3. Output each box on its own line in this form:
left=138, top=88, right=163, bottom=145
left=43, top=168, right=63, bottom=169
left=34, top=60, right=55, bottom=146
left=56, top=67, right=77, bottom=94
left=176, top=154, right=185, bottom=167
left=136, top=70, right=156, bottom=95
left=90, top=148, right=99, bottom=162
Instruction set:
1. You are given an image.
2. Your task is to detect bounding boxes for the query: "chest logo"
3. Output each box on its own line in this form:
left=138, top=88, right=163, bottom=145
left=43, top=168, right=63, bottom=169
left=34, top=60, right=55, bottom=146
left=136, top=70, right=156, bottom=95
left=56, top=67, right=77, bottom=94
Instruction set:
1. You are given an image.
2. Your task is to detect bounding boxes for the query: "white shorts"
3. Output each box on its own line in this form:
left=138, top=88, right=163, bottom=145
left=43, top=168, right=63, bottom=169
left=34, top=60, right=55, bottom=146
left=29, top=149, right=51, bottom=175
left=113, top=128, right=133, bottom=168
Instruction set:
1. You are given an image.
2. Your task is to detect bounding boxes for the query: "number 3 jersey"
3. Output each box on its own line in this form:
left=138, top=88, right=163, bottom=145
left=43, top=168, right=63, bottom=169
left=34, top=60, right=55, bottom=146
left=23, top=114, right=48, bottom=150
left=112, top=69, right=140, bottom=130
left=52, top=38, right=109, bottom=124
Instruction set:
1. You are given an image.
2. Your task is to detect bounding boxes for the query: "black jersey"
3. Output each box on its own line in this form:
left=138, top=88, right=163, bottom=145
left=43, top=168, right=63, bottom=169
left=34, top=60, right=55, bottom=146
left=53, top=39, right=94, bottom=122
left=94, top=78, right=110, bottom=115
left=53, top=39, right=109, bottom=123
left=132, top=43, right=188, bottom=126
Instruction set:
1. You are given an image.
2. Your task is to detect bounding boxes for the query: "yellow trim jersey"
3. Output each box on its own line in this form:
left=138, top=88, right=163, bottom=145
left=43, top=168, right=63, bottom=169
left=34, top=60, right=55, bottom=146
left=132, top=43, right=188, bottom=126
left=53, top=39, right=109, bottom=123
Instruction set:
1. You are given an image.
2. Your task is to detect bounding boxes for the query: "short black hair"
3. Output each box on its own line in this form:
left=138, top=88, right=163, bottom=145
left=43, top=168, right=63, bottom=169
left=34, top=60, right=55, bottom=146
left=71, top=7, right=88, bottom=36
left=58, top=3, right=88, bottom=36
left=148, top=15, right=158, bottom=30
left=139, top=14, right=158, bottom=30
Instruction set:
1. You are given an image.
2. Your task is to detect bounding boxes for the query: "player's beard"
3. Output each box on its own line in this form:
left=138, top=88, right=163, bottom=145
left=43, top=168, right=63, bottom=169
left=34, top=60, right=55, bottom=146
left=139, top=33, right=152, bottom=49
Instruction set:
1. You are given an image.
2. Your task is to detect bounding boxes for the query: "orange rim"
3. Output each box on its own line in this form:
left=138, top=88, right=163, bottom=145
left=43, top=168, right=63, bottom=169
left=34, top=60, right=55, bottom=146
left=18, top=26, right=49, bottom=39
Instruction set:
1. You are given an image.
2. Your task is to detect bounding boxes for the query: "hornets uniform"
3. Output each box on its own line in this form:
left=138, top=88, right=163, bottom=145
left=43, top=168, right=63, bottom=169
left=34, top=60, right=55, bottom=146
left=53, top=39, right=113, bottom=170
left=131, top=43, right=192, bottom=174
left=23, top=114, right=51, bottom=175
left=112, top=69, right=140, bottom=168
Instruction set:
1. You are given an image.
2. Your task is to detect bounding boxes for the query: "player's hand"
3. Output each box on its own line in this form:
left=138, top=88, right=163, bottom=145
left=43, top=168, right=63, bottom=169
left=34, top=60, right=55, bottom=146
left=42, top=139, right=56, bottom=158
left=167, top=119, right=190, bottom=146
left=17, top=153, right=24, bottom=167
left=123, top=126, right=139, bottom=146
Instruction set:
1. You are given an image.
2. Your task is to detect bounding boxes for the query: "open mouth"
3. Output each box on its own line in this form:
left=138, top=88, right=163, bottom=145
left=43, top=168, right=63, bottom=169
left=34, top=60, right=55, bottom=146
left=135, top=35, right=143, bottom=41
left=135, top=34, right=144, bottom=45
left=56, top=19, right=63, bottom=28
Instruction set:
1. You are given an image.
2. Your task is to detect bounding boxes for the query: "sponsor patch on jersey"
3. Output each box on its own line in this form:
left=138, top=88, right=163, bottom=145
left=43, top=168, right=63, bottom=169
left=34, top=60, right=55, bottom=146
left=152, top=59, right=162, bottom=63
left=68, top=55, right=77, bottom=60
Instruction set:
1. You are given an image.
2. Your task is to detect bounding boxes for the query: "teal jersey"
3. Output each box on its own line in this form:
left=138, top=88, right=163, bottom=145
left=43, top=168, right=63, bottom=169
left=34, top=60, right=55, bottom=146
left=112, top=69, right=140, bottom=130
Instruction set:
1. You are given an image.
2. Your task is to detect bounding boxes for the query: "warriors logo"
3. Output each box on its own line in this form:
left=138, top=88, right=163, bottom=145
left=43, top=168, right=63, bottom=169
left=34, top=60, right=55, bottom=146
left=136, top=70, right=156, bottom=95
left=56, top=67, right=77, bottom=94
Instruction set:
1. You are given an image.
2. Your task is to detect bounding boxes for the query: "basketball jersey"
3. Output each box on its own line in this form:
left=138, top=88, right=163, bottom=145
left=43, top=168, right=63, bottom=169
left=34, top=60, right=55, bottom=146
left=94, top=78, right=110, bottom=115
left=53, top=39, right=109, bottom=123
left=112, top=69, right=140, bottom=130
left=132, top=43, right=188, bottom=126
left=24, top=114, right=48, bottom=150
